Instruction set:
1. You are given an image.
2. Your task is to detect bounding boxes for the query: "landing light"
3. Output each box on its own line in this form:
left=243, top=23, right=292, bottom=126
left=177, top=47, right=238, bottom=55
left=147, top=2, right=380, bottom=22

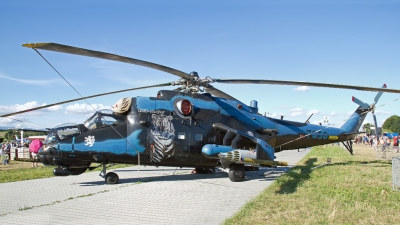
left=176, top=99, right=192, bottom=115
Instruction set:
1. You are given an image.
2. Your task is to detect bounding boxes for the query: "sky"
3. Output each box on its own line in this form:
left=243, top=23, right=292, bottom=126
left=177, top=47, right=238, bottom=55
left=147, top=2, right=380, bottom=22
left=0, top=0, right=399, bottom=130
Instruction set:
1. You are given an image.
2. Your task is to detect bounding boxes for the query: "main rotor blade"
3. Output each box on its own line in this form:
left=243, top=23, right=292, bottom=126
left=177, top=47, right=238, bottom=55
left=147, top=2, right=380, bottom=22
left=1, top=82, right=172, bottom=118
left=204, top=85, right=236, bottom=100
left=374, top=84, right=387, bottom=104
left=22, top=43, right=192, bottom=80
left=213, top=79, right=400, bottom=94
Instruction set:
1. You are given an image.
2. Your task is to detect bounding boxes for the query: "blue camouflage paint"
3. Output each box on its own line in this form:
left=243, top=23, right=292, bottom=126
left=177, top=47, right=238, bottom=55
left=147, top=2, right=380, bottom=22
left=341, top=112, right=363, bottom=133
left=126, top=129, right=146, bottom=155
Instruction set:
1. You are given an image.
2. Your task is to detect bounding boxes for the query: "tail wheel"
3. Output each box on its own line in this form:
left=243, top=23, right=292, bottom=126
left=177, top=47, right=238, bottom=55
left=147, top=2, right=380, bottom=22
left=105, top=172, right=119, bottom=184
left=229, top=164, right=245, bottom=182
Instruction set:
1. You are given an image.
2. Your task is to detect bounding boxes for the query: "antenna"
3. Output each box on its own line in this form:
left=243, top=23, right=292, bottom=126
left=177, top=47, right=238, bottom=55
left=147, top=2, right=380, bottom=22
left=305, top=113, right=313, bottom=124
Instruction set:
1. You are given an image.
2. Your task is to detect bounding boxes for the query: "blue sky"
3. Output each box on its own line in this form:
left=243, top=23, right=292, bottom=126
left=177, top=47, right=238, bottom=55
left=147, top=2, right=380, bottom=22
left=0, top=0, right=399, bottom=130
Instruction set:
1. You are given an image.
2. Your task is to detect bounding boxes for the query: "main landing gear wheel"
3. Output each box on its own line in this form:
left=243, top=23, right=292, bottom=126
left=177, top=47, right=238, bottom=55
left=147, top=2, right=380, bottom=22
left=229, top=164, right=245, bottom=182
left=105, top=172, right=119, bottom=184
left=99, top=164, right=119, bottom=184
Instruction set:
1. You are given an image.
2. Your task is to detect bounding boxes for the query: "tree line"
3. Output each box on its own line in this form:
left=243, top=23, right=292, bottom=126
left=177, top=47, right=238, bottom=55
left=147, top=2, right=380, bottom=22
left=382, top=115, right=400, bottom=133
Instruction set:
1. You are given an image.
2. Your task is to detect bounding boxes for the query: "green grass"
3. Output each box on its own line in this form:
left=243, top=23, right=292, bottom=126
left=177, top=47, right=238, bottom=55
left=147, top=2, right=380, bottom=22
left=0, top=163, right=133, bottom=183
left=223, top=145, right=400, bottom=225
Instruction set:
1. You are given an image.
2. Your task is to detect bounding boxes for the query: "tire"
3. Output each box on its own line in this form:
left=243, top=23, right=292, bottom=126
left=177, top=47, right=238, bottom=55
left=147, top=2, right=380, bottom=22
left=105, top=172, right=119, bottom=184
left=228, top=164, right=245, bottom=182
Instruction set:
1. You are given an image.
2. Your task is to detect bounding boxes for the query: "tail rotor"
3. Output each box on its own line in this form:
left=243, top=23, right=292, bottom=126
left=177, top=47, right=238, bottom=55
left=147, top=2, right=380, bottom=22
left=352, top=84, right=387, bottom=142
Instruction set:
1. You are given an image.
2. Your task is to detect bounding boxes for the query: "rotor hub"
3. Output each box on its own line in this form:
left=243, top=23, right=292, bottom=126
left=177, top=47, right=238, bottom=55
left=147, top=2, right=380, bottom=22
left=170, top=71, right=215, bottom=93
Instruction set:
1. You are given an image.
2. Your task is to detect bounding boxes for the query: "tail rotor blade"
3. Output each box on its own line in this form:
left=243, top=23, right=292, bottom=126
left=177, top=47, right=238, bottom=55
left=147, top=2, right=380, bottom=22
left=352, top=96, right=370, bottom=109
left=374, top=84, right=387, bottom=104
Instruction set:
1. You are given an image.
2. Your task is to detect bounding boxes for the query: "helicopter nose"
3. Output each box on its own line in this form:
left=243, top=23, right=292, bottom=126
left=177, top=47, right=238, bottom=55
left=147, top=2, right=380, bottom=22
left=37, top=146, right=52, bottom=165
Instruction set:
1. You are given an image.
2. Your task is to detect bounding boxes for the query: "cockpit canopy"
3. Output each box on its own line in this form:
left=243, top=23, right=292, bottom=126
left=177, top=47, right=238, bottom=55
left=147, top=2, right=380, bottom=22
left=45, top=123, right=82, bottom=144
left=44, top=109, right=126, bottom=144
left=84, top=109, right=125, bottom=130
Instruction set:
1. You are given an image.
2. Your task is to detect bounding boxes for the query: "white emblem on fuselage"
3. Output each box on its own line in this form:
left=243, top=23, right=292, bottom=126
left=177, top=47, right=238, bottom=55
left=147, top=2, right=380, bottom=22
left=85, top=135, right=95, bottom=147
left=150, top=112, right=175, bottom=162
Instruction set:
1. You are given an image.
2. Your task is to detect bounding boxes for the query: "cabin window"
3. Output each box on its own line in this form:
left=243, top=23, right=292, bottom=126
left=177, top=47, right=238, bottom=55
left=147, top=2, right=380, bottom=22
left=178, top=132, right=185, bottom=140
left=84, top=109, right=126, bottom=130
left=195, top=134, right=203, bottom=141
left=57, top=127, right=80, bottom=140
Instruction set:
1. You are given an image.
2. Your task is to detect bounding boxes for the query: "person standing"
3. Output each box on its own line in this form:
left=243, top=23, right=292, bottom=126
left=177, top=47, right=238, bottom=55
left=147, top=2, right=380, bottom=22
left=0, top=147, right=6, bottom=165
left=6, top=143, right=11, bottom=164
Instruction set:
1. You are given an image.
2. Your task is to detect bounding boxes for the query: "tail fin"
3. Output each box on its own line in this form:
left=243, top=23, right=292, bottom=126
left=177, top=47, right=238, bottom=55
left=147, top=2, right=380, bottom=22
left=341, top=106, right=369, bottom=133
left=341, top=84, right=386, bottom=133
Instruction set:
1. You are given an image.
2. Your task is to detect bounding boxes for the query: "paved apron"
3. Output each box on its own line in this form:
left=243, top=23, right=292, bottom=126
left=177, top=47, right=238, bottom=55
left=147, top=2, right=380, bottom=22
left=0, top=148, right=310, bottom=225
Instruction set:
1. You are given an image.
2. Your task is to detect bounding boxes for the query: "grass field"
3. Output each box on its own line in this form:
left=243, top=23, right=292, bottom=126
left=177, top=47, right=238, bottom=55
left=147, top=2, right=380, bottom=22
left=224, top=144, right=400, bottom=225
left=0, top=161, right=132, bottom=183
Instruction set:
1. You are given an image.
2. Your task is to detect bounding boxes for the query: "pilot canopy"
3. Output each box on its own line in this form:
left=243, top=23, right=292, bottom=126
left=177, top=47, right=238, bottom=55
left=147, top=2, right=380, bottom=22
left=84, top=109, right=125, bottom=130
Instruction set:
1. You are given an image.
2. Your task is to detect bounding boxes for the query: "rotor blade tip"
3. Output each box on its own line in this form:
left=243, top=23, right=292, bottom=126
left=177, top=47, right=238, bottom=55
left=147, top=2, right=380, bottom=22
left=22, top=43, right=49, bottom=49
left=352, top=96, right=354, bottom=101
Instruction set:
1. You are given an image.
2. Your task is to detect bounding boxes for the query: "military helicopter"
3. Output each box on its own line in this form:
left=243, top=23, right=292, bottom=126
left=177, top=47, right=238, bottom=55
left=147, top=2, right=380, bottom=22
left=2, top=43, right=400, bottom=184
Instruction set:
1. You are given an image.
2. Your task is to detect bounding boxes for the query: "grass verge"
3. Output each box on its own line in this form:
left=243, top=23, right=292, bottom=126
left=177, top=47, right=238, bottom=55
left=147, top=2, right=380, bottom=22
left=0, top=161, right=132, bottom=183
left=223, top=144, right=400, bottom=225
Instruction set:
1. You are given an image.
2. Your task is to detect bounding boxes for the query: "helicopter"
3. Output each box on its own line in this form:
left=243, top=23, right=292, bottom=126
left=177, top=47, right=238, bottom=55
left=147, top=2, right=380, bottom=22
left=2, top=42, right=400, bottom=184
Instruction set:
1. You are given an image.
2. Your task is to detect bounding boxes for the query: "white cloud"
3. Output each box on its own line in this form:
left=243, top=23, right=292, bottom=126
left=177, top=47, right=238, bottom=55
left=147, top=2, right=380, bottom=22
left=307, top=109, right=319, bottom=115
left=290, top=107, right=304, bottom=117
left=65, top=103, right=112, bottom=114
left=0, top=117, right=14, bottom=126
left=270, top=113, right=278, bottom=118
left=0, top=101, right=39, bottom=114
left=330, top=111, right=337, bottom=116
left=293, top=86, right=310, bottom=92
left=47, top=105, right=63, bottom=112
left=0, top=101, right=63, bottom=117
left=0, top=72, right=59, bottom=86
left=291, top=107, right=303, bottom=112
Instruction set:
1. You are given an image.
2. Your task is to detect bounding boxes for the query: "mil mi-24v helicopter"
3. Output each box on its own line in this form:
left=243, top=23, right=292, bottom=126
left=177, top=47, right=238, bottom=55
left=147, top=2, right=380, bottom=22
left=2, top=43, right=400, bottom=184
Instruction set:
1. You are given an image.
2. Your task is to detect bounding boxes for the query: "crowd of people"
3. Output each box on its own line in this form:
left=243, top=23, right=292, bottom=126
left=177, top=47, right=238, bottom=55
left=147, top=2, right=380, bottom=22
left=354, top=135, right=399, bottom=152
left=0, top=139, right=43, bottom=167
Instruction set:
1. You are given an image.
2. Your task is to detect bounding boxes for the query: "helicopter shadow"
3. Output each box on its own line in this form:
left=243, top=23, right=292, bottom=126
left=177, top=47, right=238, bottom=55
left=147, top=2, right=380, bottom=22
left=79, top=169, right=230, bottom=186
left=113, top=168, right=193, bottom=172
left=273, top=158, right=392, bottom=194
left=274, top=157, right=318, bottom=194
left=79, top=166, right=293, bottom=186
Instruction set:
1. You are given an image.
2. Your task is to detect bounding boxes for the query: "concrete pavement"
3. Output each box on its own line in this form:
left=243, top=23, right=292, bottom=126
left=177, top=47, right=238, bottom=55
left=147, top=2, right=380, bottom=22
left=0, top=148, right=310, bottom=225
